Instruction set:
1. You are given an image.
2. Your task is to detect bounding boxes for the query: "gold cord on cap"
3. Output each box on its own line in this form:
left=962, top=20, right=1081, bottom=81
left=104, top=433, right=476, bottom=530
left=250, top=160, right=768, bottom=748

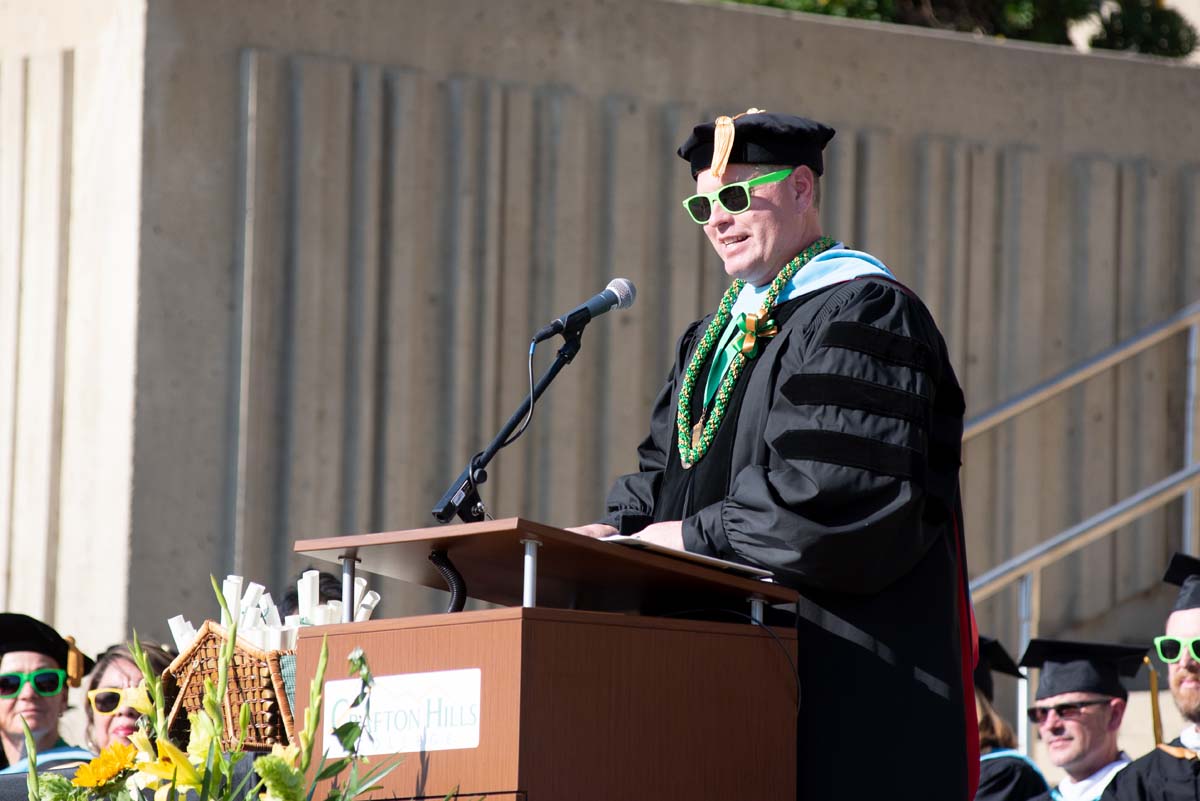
left=66, top=636, right=84, bottom=688
left=709, top=107, right=766, bottom=179
left=1146, top=655, right=1163, bottom=745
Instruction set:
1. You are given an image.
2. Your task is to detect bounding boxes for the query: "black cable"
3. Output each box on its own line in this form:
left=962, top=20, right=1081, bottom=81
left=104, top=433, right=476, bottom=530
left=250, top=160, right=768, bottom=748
left=499, top=340, right=538, bottom=449
left=459, top=341, right=537, bottom=519
left=428, top=550, right=467, bottom=613
left=663, top=607, right=801, bottom=712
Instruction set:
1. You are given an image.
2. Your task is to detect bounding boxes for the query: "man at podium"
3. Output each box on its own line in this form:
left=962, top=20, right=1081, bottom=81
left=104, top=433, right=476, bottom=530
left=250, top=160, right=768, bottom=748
left=574, top=109, right=976, bottom=800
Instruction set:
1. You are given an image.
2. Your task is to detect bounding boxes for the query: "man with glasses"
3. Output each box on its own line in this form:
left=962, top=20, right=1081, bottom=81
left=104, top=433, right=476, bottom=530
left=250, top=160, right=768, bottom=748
left=573, top=109, right=975, bottom=799
left=1103, top=553, right=1200, bottom=800
left=1018, top=639, right=1146, bottom=801
left=0, top=613, right=94, bottom=774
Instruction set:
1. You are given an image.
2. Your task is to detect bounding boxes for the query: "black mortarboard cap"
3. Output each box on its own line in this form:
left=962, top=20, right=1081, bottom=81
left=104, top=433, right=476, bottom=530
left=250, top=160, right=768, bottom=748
left=1164, top=552, right=1200, bottom=611
left=974, top=635, right=1024, bottom=702
left=1019, top=638, right=1148, bottom=701
left=0, top=613, right=94, bottom=681
left=677, top=111, right=836, bottom=178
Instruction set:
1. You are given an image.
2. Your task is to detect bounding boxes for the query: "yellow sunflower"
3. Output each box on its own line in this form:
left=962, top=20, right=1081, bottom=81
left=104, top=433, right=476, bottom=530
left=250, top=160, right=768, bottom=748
left=72, top=741, right=138, bottom=788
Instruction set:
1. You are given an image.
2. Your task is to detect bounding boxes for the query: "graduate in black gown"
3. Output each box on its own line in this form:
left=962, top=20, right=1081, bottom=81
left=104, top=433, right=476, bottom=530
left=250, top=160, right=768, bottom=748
left=1020, top=639, right=1147, bottom=801
left=1102, top=554, right=1200, bottom=800
left=573, top=110, right=977, bottom=800
left=976, top=636, right=1050, bottom=801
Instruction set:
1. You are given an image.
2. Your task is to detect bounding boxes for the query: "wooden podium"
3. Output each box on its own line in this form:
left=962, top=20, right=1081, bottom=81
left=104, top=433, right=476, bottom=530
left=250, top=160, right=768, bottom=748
left=293, top=518, right=798, bottom=800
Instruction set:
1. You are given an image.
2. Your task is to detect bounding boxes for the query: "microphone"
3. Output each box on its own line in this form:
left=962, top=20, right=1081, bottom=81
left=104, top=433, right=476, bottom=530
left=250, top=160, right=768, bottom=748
left=532, top=278, right=637, bottom=343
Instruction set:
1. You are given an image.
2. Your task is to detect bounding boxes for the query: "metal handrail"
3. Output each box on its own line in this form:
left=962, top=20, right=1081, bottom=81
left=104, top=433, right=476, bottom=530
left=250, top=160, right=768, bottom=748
left=964, top=299, right=1200, bottom=442
left=970, top=461, right=1200, bottom=601
left=960, top=299, right=1200, bottom=755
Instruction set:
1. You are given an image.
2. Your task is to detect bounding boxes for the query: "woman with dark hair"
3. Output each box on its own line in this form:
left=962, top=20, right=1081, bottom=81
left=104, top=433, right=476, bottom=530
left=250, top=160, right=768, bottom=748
left=83, top=641, right=176, bottom=754
left=0, top=613, right=95, bottom=773
left=976, top=685, right=1051, bottom=801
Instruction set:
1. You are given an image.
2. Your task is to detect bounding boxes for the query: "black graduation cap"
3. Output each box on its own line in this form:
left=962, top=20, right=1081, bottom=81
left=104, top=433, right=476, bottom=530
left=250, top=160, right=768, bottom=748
left=974, top=635, right=1024, bottom=702
left=1164, top=552, right=1200, bottom=611
left=677, top=111, right=836, bottom=178
left=0, top=613, right=94, bottom=684
left=1019, top=638, right=1148, bottom=701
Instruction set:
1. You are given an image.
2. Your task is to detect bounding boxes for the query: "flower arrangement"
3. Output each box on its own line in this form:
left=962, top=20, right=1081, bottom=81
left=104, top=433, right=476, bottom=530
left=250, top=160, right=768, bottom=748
left=22, top=577, right=407, bottom=801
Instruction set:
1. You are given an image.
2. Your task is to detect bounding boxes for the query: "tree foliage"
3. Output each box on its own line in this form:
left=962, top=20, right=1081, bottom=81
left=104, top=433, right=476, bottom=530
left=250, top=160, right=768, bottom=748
left=731, top=0, right=1197, bottom=57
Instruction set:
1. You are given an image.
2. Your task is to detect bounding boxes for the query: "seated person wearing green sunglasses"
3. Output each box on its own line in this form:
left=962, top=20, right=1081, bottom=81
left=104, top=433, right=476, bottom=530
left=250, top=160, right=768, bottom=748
left=1103, top=553, right=1200, bottom=800
left=572, top=109, right=973, bottom=800
left=0, top=613, right=95, bottom=774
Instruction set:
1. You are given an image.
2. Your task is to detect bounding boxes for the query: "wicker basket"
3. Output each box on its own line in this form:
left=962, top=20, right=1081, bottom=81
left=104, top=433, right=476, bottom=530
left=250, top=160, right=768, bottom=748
left=161, top=620, right=296, bottom=752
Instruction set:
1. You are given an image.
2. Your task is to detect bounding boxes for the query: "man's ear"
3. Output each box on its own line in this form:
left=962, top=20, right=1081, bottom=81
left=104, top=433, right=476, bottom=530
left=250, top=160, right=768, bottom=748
left=791, top=166, right=815, bottom=208
left=1109, top=698, right=1127, bottom=731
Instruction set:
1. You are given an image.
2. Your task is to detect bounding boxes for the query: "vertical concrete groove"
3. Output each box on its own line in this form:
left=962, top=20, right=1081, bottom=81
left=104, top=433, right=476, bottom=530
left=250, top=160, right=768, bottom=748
left=1179, top=166, right=1198, bottom=307
left=369, top=71, right=400, bottom=533
left=224, top=48, right=258, bottom=578
left=489, top=85, right=511, bottom=469
left=654, top=103, right=681, bottom=383
left=1067, top=158, right=1091, bottom=533
left=941, top=141, right=960, bottom=347
left=852, top=131, right=869, bottom=248
left=270, top=57, right=303, bottom=596
left=1, top=58, right=30, bottom=608
left=911, top=136, right=930, bottom=297
left=341, top=65, right=370, bottom=537
left=526, top=87, right=563, bottom=521
left=592, top=95, right=622, bottom=492
left=994, top=147, right=1016, bottom=558
left=468, top=83, right=492, bottom=452
left=45, top=49, right=75, bottom=620
left=435, top=78, right=465, bottom=490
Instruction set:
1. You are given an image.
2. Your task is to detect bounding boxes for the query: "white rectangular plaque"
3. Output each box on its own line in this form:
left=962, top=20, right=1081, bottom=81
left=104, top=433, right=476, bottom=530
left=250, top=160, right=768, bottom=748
left=322, top=667, right=481, bottom=756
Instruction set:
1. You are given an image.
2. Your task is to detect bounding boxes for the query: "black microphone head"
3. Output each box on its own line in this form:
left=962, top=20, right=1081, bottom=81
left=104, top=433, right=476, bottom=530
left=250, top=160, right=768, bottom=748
left=606, top=278, right=636, bottom=310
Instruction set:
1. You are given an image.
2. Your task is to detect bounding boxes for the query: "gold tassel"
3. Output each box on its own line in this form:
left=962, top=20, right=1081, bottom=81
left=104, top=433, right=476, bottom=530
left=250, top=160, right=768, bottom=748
left=709, top=108, right=768, bottom=179
left=66, top=636, right=84, bottom=688
left=710, top=116, right=735, bottom=179
left=1146, top=655, right=1163, bottom=745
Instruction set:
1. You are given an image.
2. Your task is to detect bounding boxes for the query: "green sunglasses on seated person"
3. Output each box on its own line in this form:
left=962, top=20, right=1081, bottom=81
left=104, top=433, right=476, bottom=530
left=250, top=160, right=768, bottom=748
left=681, top=168, right=794, bottom=224
left=0, top=668, right=66, bottom=698
left=1155, top=635, right=1200, bottom=663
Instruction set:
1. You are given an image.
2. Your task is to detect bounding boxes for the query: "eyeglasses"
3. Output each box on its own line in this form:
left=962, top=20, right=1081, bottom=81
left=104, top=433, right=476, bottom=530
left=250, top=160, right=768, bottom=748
left=1026, top=699, right=1110, bottom=725
left=0, top=669, right=66, bottom=698
left=1155, top=635, right=1200, bottom=664
left=87, top=687, right=140, bottom=716
left=681, top=168, right=794, bottom=224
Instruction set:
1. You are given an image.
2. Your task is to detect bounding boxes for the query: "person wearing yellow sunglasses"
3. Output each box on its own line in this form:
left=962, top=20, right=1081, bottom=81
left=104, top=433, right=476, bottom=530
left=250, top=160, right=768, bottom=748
left=0, top=613, right=95, bottom=774
left=83, top=642, right=175, bottom=754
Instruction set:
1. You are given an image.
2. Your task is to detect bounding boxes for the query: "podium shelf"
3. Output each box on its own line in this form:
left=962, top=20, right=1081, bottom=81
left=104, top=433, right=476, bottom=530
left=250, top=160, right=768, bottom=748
left=293, top=517, right=797, bottom=614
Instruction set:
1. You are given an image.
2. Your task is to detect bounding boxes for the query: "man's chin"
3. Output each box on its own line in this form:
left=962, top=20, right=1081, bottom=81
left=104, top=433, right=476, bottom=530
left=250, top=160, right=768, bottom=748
left=1174, top=687, right=1200, bottom=722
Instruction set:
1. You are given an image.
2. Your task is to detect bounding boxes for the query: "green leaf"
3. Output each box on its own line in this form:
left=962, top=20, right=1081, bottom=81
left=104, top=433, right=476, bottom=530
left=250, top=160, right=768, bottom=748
left=21, top=719, right=39, bottom=800
left=332, top=720, right=363, bottom=754
left=314, top=757, right=350, bottom=781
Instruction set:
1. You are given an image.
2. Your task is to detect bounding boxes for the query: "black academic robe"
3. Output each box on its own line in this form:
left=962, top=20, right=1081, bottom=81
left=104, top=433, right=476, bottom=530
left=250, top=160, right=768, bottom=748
left=977, top=752, right=1051, bottom=801
left=602, top=276, right=972, bottom=800
left=1101, top=741, right=1200, bottom=800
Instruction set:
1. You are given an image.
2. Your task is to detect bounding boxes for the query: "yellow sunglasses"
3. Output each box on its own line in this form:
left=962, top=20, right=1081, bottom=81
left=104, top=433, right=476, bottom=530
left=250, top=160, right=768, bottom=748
left=87, top=686, right=142, bottom=716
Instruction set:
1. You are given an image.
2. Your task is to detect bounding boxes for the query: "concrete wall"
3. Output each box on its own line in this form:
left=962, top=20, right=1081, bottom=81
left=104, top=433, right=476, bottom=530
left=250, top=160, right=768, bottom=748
left=0, top=0, right=144, bottom=653
left=2, top=0, right=1199, bottom=729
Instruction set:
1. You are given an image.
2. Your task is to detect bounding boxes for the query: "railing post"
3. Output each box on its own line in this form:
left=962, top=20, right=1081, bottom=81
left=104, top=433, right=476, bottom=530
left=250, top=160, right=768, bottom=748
left=1017, top=571, right=1040, bottom=756
left=1186, top=323, right=1199, bottom=556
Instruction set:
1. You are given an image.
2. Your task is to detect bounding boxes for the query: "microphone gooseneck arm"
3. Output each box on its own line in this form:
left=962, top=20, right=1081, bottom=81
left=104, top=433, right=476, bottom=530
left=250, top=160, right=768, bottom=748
left=431, top=333, right=583, bottom=524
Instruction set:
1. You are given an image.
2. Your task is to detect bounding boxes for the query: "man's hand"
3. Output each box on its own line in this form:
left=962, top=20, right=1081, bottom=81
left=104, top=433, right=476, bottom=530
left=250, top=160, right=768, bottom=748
left=567, top=523, right=618, bottom=539
left=632, top=521, right=684, bottom=551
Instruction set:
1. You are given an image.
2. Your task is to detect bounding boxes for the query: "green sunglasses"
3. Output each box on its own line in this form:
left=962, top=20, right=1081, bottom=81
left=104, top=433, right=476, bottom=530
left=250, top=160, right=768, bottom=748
left=1155, top=635, right=1200, bottom=663
left=681, top=168, right=794, bottom=224
left=0, top=668, right=67, bottom=698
